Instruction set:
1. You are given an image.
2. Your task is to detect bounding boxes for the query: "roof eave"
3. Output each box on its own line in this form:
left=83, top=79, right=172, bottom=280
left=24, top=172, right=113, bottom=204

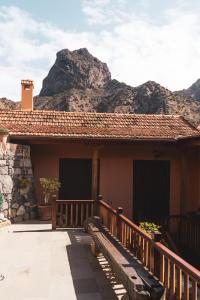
left=9, top=133, right=177, bottom=143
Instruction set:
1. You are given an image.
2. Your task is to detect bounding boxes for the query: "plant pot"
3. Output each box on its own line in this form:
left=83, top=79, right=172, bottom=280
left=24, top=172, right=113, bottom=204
left=38, top=205, right=52, bottom=221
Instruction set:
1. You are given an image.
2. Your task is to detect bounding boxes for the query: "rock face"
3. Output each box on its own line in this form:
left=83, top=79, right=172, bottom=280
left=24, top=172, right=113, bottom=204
left=1, top=48, right=200, bottom=125
left=0, top=98, right=18, bottom=110
left=0, top=143, right=36, bottom=223
left=175, top=79, right=200, bottom=101
left=39, top=48, right=111, bottom=96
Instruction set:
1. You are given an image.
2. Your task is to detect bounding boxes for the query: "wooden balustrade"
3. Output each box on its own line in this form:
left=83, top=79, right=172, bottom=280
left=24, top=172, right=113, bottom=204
left=52, top=198, right=95, bottom=229
left=99, top=200, right=200, bottom=300
left=137, top=214, right=200, bottom=264
left=173, top=216, right=200, bottom=257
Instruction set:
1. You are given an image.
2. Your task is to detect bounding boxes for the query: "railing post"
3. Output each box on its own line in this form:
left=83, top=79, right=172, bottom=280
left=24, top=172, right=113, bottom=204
left=151, top=231, right=162, bottom=278
left=92, top=147, right=99, bottom=201
left=95, top=194, right=102, bottom=217
left=116, top=206, right=123, bottom=241
left=52, top=195, right=57, bottom=230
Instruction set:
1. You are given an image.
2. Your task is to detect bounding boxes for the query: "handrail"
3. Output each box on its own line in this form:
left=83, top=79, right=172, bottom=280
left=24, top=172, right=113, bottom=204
left=120, top=211, right=200, bottom=279
left=99, top=200, right=116, bottom=214
left=55, top=199, right=95, bottom=204
left=52, top=198, right=95, bottom=229
left=149, top=214, right=200, bottom=264
left=98, top=200, right=200, bottom=300
left=100, top=200, right=153, bottom=241
left=120, top=213, right=153, bottom=241
left=155, top=242, right=200, bottom=282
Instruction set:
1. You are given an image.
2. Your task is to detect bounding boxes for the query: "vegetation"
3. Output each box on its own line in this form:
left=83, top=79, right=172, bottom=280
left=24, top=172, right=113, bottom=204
left=19, top=177, right=31, bottom=189
left=40, top=178, right=60, bottom=204
left=139, top=221, right=169, bottom=247
left=0, top=192, right=4, bottom=209
left=139, top=221, right=161, bottom=235
left=0, top=192, right=4, bottom=214
left=0, top=128, right=9, bottom=136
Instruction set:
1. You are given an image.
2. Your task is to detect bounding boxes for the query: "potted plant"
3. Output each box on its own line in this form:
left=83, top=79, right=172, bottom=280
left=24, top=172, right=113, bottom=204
left=38, top=177, right=60, bottom=221
left=0, top=128, right=9, bottom=144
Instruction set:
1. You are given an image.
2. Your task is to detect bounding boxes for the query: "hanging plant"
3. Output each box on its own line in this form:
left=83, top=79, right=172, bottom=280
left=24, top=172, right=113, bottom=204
left=19, top=177, right=32, bottom=189
left=18, top=177, right=32, bottom=198
left=0, top=128, right=9, bottom=136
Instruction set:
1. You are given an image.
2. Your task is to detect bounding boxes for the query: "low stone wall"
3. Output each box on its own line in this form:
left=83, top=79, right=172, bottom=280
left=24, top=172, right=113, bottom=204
left=0, top=142, right=36, bottom=223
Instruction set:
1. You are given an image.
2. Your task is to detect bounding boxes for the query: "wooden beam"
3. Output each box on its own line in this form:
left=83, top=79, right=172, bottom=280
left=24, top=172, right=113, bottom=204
left=52, top=195, right=57, bottom=230
left=180, top=152, right=187, bottom=214
left=185, top=140, right=200, bottom=147
left=92, top=147, right=99, bottom=201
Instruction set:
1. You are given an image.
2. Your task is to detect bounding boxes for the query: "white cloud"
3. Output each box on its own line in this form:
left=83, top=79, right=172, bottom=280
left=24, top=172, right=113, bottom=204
left=1, top=4, right=200, bottom=100
left=82, top=0, right=128, bottom=25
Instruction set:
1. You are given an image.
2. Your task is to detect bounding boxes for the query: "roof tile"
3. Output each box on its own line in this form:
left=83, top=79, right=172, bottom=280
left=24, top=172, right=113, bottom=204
left=0, top=110, right=198, bottom=141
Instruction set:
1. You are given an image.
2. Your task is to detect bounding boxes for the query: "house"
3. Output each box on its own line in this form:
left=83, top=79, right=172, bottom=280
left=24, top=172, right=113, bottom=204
left=0, top=80, right=199, bottom=223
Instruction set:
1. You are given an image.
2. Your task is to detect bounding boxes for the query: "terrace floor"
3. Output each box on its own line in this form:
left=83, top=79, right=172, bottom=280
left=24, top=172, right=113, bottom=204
left=0, top=222, right=127, bottom=300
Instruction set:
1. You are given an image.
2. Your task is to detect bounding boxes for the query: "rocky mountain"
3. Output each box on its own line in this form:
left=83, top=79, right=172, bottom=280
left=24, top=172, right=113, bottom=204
left=0, top=98, right=18, bottom=110
left=40, top=48, right=111, bottom=96
left=175, top=79, right=200, bottom=101
left=1, top=48, right=200, bottom=125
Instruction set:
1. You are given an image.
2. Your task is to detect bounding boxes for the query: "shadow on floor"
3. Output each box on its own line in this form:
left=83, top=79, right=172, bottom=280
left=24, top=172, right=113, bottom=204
left=66, top=229, right=127, bottom=300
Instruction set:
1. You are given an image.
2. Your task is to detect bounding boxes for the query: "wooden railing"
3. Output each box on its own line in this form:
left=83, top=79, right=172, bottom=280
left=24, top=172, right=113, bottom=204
left=140, top=214, right=200, bottom=264
left=52, top=197, right=95, bottom=229
left=99, top=200, right=200, bottom=300
left=169, top=215, right=200, bottom=258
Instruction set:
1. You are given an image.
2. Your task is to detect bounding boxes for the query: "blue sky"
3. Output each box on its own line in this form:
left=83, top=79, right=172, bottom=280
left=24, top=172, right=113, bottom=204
left=0, top=0, right=88, bottom=31
left=1, top=0, right=200, bottom=99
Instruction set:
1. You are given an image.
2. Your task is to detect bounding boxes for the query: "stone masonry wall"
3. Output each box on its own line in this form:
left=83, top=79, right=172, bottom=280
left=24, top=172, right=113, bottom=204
left=0, top=142, right=36, bottom=223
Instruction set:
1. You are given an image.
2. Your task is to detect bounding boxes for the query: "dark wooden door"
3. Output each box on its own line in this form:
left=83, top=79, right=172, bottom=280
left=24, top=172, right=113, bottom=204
left=133, top=160, right=170, bottom=222
left=59, top=158, right=92, bottom=200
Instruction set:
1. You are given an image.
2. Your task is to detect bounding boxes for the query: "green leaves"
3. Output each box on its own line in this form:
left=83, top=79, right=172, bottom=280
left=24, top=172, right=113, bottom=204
left=39, top=178, right=60, bottom=204
left=0, top=128, right=9, bottom=136
left=19, top=177, right=31, bottom=189
left=0, top=192, right=4, bottom=209
left=139, top=221, right=160, bottom=234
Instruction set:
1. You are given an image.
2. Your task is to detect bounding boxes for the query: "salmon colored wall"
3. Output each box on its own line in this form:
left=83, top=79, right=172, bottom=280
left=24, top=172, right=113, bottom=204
left=99, top=143, right=181, bottom=218
left=30, top=141, right=199, bottom=218
left=170, top=159, right=181, bottom=215
left=100, top=157, right=133, bottom=219
left=184, top=147, right=200, bottom=212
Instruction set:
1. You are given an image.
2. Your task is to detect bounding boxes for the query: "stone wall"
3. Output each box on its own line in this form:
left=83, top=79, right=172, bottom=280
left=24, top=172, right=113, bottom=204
left=0, top=142, right=36, bottom=223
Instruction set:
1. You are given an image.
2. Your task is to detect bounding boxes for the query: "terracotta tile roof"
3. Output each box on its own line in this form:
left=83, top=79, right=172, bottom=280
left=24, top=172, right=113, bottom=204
left=0, top=110, right=199, bottom=141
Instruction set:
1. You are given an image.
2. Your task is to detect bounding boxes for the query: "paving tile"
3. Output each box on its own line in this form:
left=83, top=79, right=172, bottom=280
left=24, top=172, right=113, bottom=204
left=0, top=224, right=125, bottom=300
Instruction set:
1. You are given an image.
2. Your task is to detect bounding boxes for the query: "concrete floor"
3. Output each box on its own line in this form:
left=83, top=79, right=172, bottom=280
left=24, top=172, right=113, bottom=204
left=0, top=222, right=126, bottom=300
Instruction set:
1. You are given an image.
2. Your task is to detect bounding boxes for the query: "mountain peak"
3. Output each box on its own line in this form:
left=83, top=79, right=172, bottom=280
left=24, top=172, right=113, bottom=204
left=40, top=48, right=111, bottom=96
